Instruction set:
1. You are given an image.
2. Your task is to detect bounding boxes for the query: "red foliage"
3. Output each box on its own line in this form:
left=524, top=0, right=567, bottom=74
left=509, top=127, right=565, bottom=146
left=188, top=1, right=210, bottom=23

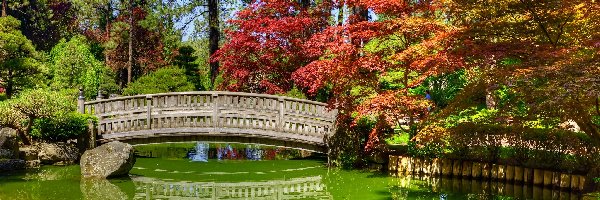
left=216, top=0, right=467, bottom=152
left=84, top=7, right=168, bottom=82
left=107, top=7, right=167, bottom=75
left=292, top=1, right=465, bottom=152
left=213, top=0, right=331, bottom=94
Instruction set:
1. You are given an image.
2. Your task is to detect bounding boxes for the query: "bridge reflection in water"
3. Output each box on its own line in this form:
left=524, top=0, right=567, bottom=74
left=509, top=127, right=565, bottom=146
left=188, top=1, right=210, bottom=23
left=131, top=176, right=332, bottom=200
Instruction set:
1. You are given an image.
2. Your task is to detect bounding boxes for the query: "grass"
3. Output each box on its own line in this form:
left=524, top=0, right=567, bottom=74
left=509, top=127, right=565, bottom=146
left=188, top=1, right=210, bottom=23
left=386, top=132, right=410, bottom=145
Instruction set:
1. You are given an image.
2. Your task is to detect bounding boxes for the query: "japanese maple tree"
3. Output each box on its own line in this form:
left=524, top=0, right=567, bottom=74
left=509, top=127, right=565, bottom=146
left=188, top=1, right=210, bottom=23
left=444, top=0, right=600, bottom=141
left=213, top=0, right=331, bottom=94
left=293, top=0, right=465, bottom=152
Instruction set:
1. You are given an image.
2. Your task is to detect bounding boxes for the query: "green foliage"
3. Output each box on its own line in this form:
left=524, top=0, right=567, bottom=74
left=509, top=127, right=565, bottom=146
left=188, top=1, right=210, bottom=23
left=328, top=116, right=377, bottom=169
left=0, top=100, right=25, bottom=130
left=0, top=16, right=46, bottom=98
left=122, top=66, right=195, bottom=96
left=407, top=141, right=446, bottom=159
left=385, top=132, right=410, bottom=145
left=422, top=70, right=469, bottom=108
left=187, top=39, right=218, bottom=90
left=278, top=87, right=307, bottom=99
left=445, top=107, right=498, bottom=127
left=49, top=35, right=118, bottom=99
left=174, top=45, right=203, bottom=90
left=379, top=71, right=406, bottom=90
left=0, top=88, right=76, bottom=143
left=30, top=113, right=96, bottom=142
left=12, top=88, right=75, bottom=119
left=411, top=123, right=598, bottom=173
left=4, top=0, right=77, bottom=51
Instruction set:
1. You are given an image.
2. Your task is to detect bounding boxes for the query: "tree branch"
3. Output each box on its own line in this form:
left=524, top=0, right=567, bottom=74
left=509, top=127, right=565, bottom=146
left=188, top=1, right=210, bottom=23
left=180, top=11, right=208, bottom=31
left=519, top=0, right=555, bottom=47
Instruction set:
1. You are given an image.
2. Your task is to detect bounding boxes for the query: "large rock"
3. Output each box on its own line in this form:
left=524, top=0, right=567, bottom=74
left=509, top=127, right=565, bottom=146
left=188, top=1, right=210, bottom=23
left=80, top=141, right=136, bottom=178
left=0, top=128, right=19, bottom=159
left=19, top=146, right=39, bottom=160
left=37, top=142, right=79, bottom=165
left=0, top=159, right=25, bottom=171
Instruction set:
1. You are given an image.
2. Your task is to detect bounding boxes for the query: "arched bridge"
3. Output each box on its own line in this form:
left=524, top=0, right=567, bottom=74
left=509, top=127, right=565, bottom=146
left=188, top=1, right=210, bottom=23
left=78, top=92, right=338, bottom=153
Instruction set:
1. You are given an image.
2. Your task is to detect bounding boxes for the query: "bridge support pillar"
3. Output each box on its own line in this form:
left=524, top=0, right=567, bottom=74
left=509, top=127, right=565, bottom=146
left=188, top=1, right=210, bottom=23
left=78, top=119, right=97, bottom=154
left=77, top=88, right=85, bottom=114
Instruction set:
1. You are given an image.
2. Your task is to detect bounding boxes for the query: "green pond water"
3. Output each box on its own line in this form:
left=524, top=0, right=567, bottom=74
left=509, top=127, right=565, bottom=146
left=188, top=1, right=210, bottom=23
left=0, top=143, right=592, bottom=200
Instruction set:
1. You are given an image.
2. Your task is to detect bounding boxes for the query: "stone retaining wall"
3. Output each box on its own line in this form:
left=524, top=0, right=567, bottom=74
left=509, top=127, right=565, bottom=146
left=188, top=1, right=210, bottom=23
left=389, top=155, right=587, bottom=191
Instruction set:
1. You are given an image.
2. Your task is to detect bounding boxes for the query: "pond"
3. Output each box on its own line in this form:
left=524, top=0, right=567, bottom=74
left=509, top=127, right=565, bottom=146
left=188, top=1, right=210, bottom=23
left=0, top=142, right=592, bottom=200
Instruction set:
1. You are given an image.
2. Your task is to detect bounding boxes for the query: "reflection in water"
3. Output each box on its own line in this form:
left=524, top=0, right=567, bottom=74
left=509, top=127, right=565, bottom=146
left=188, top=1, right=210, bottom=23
left=131, top=176, right=332, bottom=200
left=188, top=142, right=209, bottom=162
left=390, top=174, right=585, bottom=200
left=80, top=179, right=128, bottom=200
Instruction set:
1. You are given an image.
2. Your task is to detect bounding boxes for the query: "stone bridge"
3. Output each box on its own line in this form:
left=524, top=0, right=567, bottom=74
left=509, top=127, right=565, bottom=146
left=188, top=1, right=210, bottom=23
left=78, top=91, right=338, bottom=153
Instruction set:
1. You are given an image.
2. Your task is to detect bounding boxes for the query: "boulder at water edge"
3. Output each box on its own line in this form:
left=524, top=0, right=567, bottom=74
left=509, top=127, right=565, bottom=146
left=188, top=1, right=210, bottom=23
left=80, top=141, right=136, bottom=178
left=37, top=142, right=79, bottom=165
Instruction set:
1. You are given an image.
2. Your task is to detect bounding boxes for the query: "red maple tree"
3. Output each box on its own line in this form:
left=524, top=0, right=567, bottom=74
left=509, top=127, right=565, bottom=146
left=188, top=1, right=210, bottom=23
left=293, top=0, right=465, bottom=152
left=213, top=0, right=331, bottom=94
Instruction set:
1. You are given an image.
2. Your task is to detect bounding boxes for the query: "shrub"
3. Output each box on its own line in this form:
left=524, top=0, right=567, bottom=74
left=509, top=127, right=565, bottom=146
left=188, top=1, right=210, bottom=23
left=0, top=88, right=77, bottom=144
left=122, top=66, right=196, bottom=95
left=410, top=123, right=599, bottom=173
left=278, top=87, right=307, bottom=99
left=408, top=125, right=449, bottom=158
left=30, top=113, right=96, bottom=142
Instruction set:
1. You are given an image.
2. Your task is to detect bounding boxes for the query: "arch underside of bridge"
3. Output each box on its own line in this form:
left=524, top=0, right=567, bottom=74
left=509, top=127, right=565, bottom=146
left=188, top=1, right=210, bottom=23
left=97, top=128, right=327, bottom=153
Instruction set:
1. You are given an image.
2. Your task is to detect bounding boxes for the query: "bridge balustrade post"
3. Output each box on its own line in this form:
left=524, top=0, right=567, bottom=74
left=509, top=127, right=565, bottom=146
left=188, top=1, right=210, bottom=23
left=146, top=95, right=153, bottom=129
left=77, top=88, right=85, bottom=114
left=212, top=93, right=219, bottom=130
left=278, top=97, right=285, bottom=132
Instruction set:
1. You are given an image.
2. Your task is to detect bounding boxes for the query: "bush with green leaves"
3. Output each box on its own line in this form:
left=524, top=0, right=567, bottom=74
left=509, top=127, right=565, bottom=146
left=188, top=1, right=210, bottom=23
left=122, top=66, right=196, bottom=96
left=278, top=87, right=307, bottom=99
left=30, top=112, right=95, bottom=142
left=49, top=35, right=118, bottom=99
left=410, top=122, right=598, bottom=173
left=0, top=88, right=82, bottom=144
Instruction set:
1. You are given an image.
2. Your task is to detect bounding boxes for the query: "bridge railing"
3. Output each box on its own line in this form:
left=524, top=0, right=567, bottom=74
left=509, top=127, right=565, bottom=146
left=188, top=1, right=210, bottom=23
left=79, top=91, right=337, bottom=145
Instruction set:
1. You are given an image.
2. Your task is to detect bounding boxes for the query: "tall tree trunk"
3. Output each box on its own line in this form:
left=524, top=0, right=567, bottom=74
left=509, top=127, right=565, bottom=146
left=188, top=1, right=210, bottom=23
left=404, top=69, right=415, bottom=128
left=16, top=130, right=31, bottom=146
left=1, top=0, right=6, bottom=17
left=208, top=0, right=219, bottom=87
left=20, top=118, right=34, bottom=145
left=351, top=6, right=369, bottom=23
left=104, top=2, right=111, bottom=64
left=337, top=3, right=344, bottom=26
left=127, top=0, right=134, bottom=84
left=485, top=84, right=497, bottom=109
